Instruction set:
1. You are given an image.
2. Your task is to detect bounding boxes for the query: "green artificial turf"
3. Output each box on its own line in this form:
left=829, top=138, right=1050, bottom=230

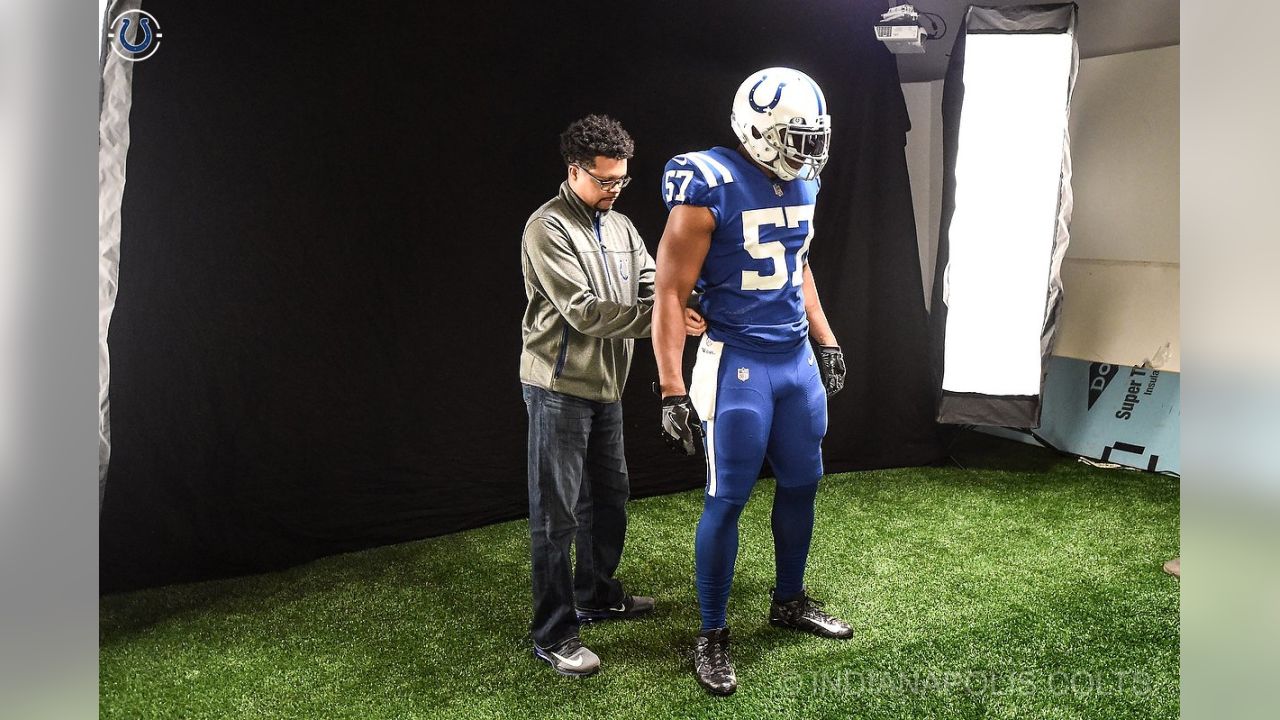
left=100, top=432, right=1179, bottom=719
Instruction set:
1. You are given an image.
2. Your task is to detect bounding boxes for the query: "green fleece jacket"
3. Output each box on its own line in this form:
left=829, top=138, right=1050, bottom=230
left=519, top=182, right=656, bottom=403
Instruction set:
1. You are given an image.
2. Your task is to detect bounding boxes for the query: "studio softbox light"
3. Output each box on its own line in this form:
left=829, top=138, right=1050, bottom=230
left=929, top=3, right=1079, bottom=428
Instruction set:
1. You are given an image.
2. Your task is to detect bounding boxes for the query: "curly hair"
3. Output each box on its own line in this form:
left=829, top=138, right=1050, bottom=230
left=559, top=114, right=635, bottom=168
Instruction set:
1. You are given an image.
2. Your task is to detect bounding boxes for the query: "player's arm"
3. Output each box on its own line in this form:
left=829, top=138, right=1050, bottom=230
left=637, top=234, right=706, bottom=337
left=802, top=264, right=846, bottom=396
left=801, top=264, right=837, bottom=346
left=654, top=205, right=714, bottom=396
left=524, top=218, right=651, bottom=339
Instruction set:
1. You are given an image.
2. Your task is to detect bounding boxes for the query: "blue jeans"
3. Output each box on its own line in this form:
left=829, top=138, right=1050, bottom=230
left=522, top=384, right=629, bottom=649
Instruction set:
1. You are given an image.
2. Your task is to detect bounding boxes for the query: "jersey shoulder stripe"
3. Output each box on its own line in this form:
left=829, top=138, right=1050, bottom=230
left=678, top=151, right=735, bottom=188
left=694, top=151, right=736, bottom=185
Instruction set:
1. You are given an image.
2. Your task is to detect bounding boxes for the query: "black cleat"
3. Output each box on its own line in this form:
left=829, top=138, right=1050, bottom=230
left=769, top=588, right=853, bottom=639
left=693, top=626, right=737, bottom=696
left=576, top=594, right=656, bottom=623
left=533, top=636, right=600, bottom=677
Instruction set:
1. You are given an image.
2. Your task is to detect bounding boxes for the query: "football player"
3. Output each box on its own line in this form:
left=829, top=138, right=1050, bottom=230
left=652, top=67, right=853, bottom=696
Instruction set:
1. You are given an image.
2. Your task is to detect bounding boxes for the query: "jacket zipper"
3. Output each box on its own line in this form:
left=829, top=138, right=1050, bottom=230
left=552, top=320, right=570, bottom=379
left=594, top=212, right=617, bottom=296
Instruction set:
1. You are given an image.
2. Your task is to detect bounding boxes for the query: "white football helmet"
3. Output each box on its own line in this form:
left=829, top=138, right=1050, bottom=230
left=730, top=67, right=831, bottom=182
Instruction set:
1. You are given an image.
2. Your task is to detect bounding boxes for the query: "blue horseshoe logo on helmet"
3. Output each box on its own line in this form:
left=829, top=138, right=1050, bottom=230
left=748, top=77, right=786, bottom=113
left=117, top=17, right=154, bottom=54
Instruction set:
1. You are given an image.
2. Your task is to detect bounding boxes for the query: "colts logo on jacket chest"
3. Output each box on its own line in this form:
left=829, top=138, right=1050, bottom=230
left=618, top=258, right=629, bottom=280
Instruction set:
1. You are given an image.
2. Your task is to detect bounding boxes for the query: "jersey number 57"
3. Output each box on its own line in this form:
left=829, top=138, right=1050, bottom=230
left=741, top=205, right=814, bottom=291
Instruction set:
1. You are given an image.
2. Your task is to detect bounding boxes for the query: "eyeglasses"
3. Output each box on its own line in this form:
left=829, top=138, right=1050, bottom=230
left=574, top=164, right=632, bottom=191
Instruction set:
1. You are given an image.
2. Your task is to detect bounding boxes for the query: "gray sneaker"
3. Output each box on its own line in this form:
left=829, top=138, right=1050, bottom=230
left=534, top=637, right=600, bottom=677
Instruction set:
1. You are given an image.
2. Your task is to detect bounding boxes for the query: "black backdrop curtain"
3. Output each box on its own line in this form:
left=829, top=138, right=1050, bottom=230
left=101, top=0, right=943, bottom=593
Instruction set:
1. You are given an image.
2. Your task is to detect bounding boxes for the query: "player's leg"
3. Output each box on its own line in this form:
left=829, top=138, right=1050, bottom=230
left=691, top=344, right=773, bottom=695
left=695, top=346, right=772, bottom=631
left=770, top=482, right=818, bottom=595
left=695, top=496, right=748, bottom=630
left=765, top=346, right=826, bottom=599
left=574, top=400, right=655, bottom=622
left=522, top=384, right=600, bottom=675
left=763, top=346, right=852, bottom=639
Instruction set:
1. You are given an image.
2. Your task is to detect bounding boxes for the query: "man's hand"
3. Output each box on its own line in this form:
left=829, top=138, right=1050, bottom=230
left=817, top=345, right=846, bottom=396
left=683, top=308, right=707, bottom=337
left=660, top=395, right=702, bottom=456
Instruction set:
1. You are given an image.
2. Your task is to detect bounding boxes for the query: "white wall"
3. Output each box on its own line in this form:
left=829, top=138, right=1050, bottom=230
left=903, top=45, right=1180, bottom=370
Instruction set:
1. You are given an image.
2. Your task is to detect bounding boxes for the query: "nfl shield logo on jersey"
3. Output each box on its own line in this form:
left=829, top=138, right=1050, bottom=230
left=737, top=367, right=750, bottom=382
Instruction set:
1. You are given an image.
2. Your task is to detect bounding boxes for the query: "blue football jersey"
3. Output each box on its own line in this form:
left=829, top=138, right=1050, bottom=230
left=661, top=146, right=819, bottom=352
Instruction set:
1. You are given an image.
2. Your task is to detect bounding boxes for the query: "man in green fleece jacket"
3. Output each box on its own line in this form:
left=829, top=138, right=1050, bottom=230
left=520, top=114, right=704, bottom=677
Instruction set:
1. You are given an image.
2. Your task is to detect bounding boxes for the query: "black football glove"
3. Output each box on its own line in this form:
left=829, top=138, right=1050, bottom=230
left=660, top=394, right=702, bottom=456
left=817, top=345, right=846, bottom=397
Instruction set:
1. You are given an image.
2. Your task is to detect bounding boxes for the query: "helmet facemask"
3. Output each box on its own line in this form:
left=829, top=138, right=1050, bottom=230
left=762, top=116, right=830, bottom=181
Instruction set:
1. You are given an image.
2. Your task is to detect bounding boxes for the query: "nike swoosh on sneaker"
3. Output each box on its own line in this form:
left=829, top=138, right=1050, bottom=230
left=551, top=652, right=585, bottom=668
left=812, top=617, right=846, bottom=633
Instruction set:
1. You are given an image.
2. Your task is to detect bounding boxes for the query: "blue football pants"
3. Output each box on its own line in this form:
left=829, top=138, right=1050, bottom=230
left=691, top=339, right=827, bottom=630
